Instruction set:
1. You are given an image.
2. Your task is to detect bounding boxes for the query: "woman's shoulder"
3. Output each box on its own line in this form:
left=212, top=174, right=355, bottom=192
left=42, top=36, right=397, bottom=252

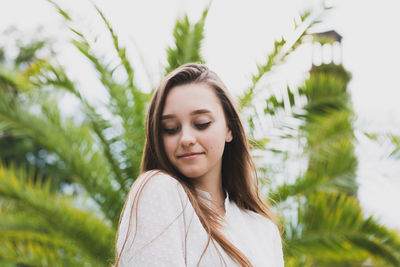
left=117, top=170, right=190, bottom=264
left=131, top=170, right=183, bottom=193
left=135, top=170, right=180, bottom=189
left=128, top=170, right=187, bottom=205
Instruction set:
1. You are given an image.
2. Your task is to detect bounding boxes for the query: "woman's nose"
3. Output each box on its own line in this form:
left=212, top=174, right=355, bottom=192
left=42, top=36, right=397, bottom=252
left=180, top=126, right=196, bottom=147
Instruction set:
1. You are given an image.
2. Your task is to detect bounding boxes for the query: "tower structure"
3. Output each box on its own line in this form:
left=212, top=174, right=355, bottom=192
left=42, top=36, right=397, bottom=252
left=312, top=30, right=343, bottom=66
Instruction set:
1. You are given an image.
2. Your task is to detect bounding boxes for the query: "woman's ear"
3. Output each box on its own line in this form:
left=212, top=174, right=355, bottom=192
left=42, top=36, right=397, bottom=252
left=226, top=129, right=233, bottom=142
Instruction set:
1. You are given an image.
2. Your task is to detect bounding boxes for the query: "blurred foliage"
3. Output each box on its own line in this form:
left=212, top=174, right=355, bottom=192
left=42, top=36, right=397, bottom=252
left=0, top=27, right=72, bottom=191
left=365, top=132, right=400, bottom=160
left=165, top=5, right=209, bottom=74
left=310, top=62, right=351, bottom=83
left=277, top=63, right=398, bottom=265
left=390, top=134, right=400, bottom=158
left=0, top=1, right=399, bottom=266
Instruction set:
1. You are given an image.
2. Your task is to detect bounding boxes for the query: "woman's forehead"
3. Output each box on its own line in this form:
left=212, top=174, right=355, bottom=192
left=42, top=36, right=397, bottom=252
left=162, top=83, right=223, bottom=115
left=161, top=109, right=212, bottom=120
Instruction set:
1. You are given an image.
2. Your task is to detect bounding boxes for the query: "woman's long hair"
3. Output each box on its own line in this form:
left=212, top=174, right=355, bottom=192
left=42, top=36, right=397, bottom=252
left=114, top=63, right=279, bottom=266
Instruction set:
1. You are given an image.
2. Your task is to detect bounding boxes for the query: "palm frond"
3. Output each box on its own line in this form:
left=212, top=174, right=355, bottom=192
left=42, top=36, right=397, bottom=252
left=0, top=66, right=18, bottom=92
left=93, top=4, right=150, bottom=181
left=299, top=73, right=350, bottom=115
left=49, top=1, right=147, bottom=181
left=0, top=95, right=124, bottom=223
left=27, top=59, right=129, bottom=194
left=0, top=63, right=32, bottom=93
left=365, top=132, right=400, bottom=159
left=0, top=204, right=52, bottom=234
left=165, top=5, right=209, bottom=74
left=0, top=163, right=115, bottom=263
left=269, top=111, right=358, bottom=202
left=284, top=192, right=400, bottom=266
left=389, top=134, right=400, bottom=157
left=239, top=8, right=323, bottom=110
left=94, top=4, right=135, bottom=87
left=0, top=230, right=102, bottom=266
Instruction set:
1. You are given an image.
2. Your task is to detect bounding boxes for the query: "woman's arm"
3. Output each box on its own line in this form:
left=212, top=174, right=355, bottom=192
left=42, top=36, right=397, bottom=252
left=116, top=171, right=187, bottom=266
left=272, top=223, right=284, bottom=267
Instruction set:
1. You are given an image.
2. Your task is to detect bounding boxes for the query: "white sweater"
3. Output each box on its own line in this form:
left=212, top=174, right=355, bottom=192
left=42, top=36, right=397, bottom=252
left=116, top=171, right=284, bottom=266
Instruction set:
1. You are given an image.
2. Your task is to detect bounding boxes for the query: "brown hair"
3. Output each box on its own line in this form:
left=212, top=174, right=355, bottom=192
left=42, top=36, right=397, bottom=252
left=114, top=63, right=279, bottom=266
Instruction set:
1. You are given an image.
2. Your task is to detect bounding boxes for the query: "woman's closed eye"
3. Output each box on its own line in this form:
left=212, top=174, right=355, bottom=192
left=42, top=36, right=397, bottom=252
left=162, top=121, right=211, bottom=135
left=162, top=126, right=179, bottom=135
left=195, top=121, right=211, bottom=130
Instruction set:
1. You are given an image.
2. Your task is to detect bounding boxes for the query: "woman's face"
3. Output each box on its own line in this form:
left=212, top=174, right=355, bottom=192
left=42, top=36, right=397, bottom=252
left=161, top=83, right=232, bottom=181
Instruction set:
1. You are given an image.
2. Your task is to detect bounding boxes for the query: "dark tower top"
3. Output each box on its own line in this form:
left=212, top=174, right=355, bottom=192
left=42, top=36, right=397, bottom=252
left=312, top=30, right=343, bottom=44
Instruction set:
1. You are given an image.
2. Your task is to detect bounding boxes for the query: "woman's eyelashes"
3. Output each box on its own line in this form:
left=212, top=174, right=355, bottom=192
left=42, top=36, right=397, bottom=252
left=195, top=121, right=211, bottom=129
left=163, top=126, right=179, bottom=135
left=162, top=121, right=212, bottom=135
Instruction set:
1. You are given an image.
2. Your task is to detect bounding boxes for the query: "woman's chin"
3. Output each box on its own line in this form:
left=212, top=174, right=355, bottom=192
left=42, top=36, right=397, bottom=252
left=179, top=168, right=205, bottom=179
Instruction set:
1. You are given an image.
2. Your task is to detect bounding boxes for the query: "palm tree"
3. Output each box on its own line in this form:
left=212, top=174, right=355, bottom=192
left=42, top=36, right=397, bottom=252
left=274, top=63, right=400, bottom=266
left=0, top=1, right=399, bottom=266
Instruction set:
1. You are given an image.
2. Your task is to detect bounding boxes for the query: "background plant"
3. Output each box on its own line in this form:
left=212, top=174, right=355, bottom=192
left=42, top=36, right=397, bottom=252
left=0, top=1, right=399, bottom=266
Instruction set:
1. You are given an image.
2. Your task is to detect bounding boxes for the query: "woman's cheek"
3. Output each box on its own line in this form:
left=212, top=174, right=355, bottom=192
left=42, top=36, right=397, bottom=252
left=163, top=137, right=175, bottom=159
left=206, top=132, right=225, bottom=154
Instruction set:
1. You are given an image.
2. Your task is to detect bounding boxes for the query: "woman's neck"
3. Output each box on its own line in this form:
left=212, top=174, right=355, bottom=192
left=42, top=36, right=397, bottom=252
left=193, top=178, right=225, bottom=205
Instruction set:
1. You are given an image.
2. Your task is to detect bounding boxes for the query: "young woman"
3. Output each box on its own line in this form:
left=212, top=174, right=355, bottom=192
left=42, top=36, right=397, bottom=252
left=115, top=63, right=283, bottom=266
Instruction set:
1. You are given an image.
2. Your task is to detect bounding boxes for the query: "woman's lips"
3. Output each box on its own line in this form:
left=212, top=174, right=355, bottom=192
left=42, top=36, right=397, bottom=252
left=178, top=152, right=204, bottom=159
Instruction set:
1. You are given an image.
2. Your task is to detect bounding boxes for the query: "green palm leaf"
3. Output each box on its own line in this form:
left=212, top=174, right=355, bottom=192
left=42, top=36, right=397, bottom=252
left=165, top=6, right=209, bottom=74
left=0, top=230, right=95, bottom=266
left=0, top=163, right=115, bottom=264
left=0, top=95, right=124, bottom=223
left=285, top=192, right=400, bottom=266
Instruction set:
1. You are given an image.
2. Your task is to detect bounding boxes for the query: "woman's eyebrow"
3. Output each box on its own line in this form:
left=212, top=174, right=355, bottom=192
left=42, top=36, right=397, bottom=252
left=190, top=109, right=212, bottom=115
left=161, top=114, right=175, bottom=120
left=161, top=109, right=212, bottom=120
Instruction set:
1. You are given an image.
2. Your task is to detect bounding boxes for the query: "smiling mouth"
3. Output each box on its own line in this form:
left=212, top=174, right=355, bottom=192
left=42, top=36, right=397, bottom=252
left=178, top=152, right=205, bottom=159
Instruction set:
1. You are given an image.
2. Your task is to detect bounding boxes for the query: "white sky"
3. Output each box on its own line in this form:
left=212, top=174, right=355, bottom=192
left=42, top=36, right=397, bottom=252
left=1, top=0, right=400, bottom=229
